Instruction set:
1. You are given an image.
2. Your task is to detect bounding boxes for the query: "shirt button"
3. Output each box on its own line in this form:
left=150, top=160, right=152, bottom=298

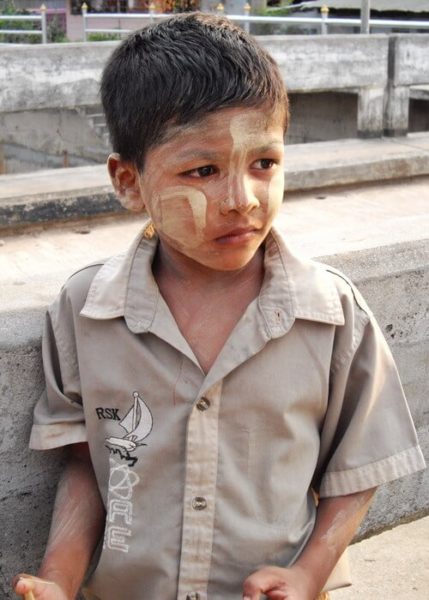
left=196, top=397, right=211, bottom=411
left=192, top=496, right=207, bottom=510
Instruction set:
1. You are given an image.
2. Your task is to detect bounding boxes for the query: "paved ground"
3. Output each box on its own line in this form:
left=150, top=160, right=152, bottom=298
left=331, top=516, right=429, bottom=599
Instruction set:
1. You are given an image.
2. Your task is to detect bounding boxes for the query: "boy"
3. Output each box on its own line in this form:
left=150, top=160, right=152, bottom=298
left=14, top=13, right=425, bottom=600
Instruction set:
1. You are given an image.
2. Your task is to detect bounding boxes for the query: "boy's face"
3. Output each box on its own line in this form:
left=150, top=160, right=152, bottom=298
left=112, top=106, right=285, bottom=272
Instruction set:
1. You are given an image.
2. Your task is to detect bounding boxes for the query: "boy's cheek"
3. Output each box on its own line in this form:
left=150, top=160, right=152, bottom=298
left=267, top=170, right=285, bottom=215
left=151, top=186, right=208, bottom=247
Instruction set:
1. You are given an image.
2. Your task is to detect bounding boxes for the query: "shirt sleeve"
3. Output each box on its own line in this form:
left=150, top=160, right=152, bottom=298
left=314, top=277, right=426, bottom=497
left=29, top=292, right=87, bottom=450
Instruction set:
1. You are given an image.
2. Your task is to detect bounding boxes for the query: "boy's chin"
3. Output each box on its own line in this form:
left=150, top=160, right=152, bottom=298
left=159, top=236, right=264, bottom=274
left=190, top=248, right=263, bottom=273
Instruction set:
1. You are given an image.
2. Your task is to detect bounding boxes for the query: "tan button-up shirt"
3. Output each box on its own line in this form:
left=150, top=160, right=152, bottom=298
left=30, top=226, right=426, bottom=600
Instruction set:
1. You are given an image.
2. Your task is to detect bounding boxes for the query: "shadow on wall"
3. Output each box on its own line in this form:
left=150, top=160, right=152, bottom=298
left=286, top=91, right=358, bottom=144
left=410, top=99, right=429, bottom=133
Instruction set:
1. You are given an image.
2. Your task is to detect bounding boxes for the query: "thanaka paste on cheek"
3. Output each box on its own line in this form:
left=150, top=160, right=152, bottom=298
left=137, top=157, right=209, bottom=251
left=153, top=186, right=208, bottom=250
left=268, top=163, right=285, bottom=217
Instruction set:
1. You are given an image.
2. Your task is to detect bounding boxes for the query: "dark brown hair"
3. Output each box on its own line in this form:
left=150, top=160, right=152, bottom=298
left=101, top=12, right=289, bottom=171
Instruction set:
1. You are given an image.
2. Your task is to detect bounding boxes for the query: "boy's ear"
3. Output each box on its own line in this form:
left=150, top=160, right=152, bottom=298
left=107, top=153, right=145, bottom=212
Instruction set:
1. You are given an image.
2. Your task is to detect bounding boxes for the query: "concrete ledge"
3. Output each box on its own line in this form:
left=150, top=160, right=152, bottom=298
left=2, top=135, right=429, bottom=231
left=411, top=84, right=429, bottom=101
left=284, top=133, right=429, bottom=190
left=0, top=36, right=388, bottom=113
left=0, top=180, right=428, bottom=598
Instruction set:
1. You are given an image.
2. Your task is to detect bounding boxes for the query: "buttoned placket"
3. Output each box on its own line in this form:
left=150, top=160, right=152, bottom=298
left=177, top=381, right=222, bottom=600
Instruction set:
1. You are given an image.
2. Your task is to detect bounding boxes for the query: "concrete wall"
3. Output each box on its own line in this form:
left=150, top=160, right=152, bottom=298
left=261, top=34, right=388, bottom=137
left=385, top=35, right=429, bottom=135
left=0, top=108, right=107, bottom=174
left=1, top=36, right=388, bottom=113
left=286, top=92, right=358, bottom=144
left=0, top=35, right=417, bottom=136
left=321, top=241, right=429, bottom=536
left=1, top=35, right=429, bottom=170
left=0, top=311, right=65, bottom=599
left=0, top=43, right=113, bottom=113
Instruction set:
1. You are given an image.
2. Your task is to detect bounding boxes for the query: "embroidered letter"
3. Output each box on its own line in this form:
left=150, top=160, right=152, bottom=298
left=104, top=459, right=140, bottom=554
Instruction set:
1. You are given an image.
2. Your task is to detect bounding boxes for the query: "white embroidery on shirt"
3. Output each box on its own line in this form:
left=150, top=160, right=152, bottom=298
left=105, top=391, right=153, bottom=466
left=104, top=458, right=140, bottom=553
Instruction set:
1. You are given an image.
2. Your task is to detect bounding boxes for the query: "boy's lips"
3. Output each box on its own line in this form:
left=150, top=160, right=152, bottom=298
left=214, top=226, right=260, bottom=245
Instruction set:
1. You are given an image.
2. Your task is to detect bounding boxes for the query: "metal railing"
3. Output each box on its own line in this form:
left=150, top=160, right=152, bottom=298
left=80, top=9, right=330, bottom=40
left=2, top=4, right=429, bottom=44
left=0, top=4, right=47, bottom=43
left=81, top=7, right=429, bottom=41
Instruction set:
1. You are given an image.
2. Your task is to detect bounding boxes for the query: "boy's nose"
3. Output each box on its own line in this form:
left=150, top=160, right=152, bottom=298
left=220, top=174, right=260, bottom=215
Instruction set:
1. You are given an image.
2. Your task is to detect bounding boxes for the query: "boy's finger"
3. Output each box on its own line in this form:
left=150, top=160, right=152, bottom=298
left=243, top=568, right=290, bottom=600
left=14, top=575, right=51, bottom=597
left=15, top=575, right=57, bottom=589
left=243, top=575, right=263, bottom=599
left=14, top=575, right=35, bottom=594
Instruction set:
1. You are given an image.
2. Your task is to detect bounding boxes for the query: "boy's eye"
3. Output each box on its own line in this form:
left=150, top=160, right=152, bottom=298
left=253, top=158, right=276, bottom=170
left=184, top=165, right=217, bottom=178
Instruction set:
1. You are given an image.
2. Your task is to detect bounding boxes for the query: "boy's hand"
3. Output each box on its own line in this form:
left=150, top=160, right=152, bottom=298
left=243, top=565, right=315, bottom=600
left=13, top=574, right=69, bottom=600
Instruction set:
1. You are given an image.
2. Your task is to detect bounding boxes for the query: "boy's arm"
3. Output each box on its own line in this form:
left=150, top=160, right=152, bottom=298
left=14, top=443, right=106, bottom=600
left=243, top=487, right=376, bottom=600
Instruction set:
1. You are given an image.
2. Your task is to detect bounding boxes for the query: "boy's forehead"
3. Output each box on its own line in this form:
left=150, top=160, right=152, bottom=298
left=156, top=106, right=285, bottom=152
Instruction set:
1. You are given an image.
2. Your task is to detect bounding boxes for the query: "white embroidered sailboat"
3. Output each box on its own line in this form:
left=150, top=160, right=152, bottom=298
left=106, top=391, right=153, bottom=453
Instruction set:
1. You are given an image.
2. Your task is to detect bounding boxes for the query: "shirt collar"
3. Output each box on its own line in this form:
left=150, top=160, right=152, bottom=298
left=260, top=227, right=345, bottom=338
left=80, top=222, right=345, bottom=334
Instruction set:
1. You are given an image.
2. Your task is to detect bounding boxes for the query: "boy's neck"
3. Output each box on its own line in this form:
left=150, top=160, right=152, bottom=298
left=152, top=241, right=265, bottom=373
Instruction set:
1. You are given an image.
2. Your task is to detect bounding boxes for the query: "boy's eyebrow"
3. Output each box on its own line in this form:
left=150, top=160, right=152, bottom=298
left=172, top=141, right=285, bottom=164
left=250, top=142, right=285, bottom=154
left=173, top=150, right=223, bottom=163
